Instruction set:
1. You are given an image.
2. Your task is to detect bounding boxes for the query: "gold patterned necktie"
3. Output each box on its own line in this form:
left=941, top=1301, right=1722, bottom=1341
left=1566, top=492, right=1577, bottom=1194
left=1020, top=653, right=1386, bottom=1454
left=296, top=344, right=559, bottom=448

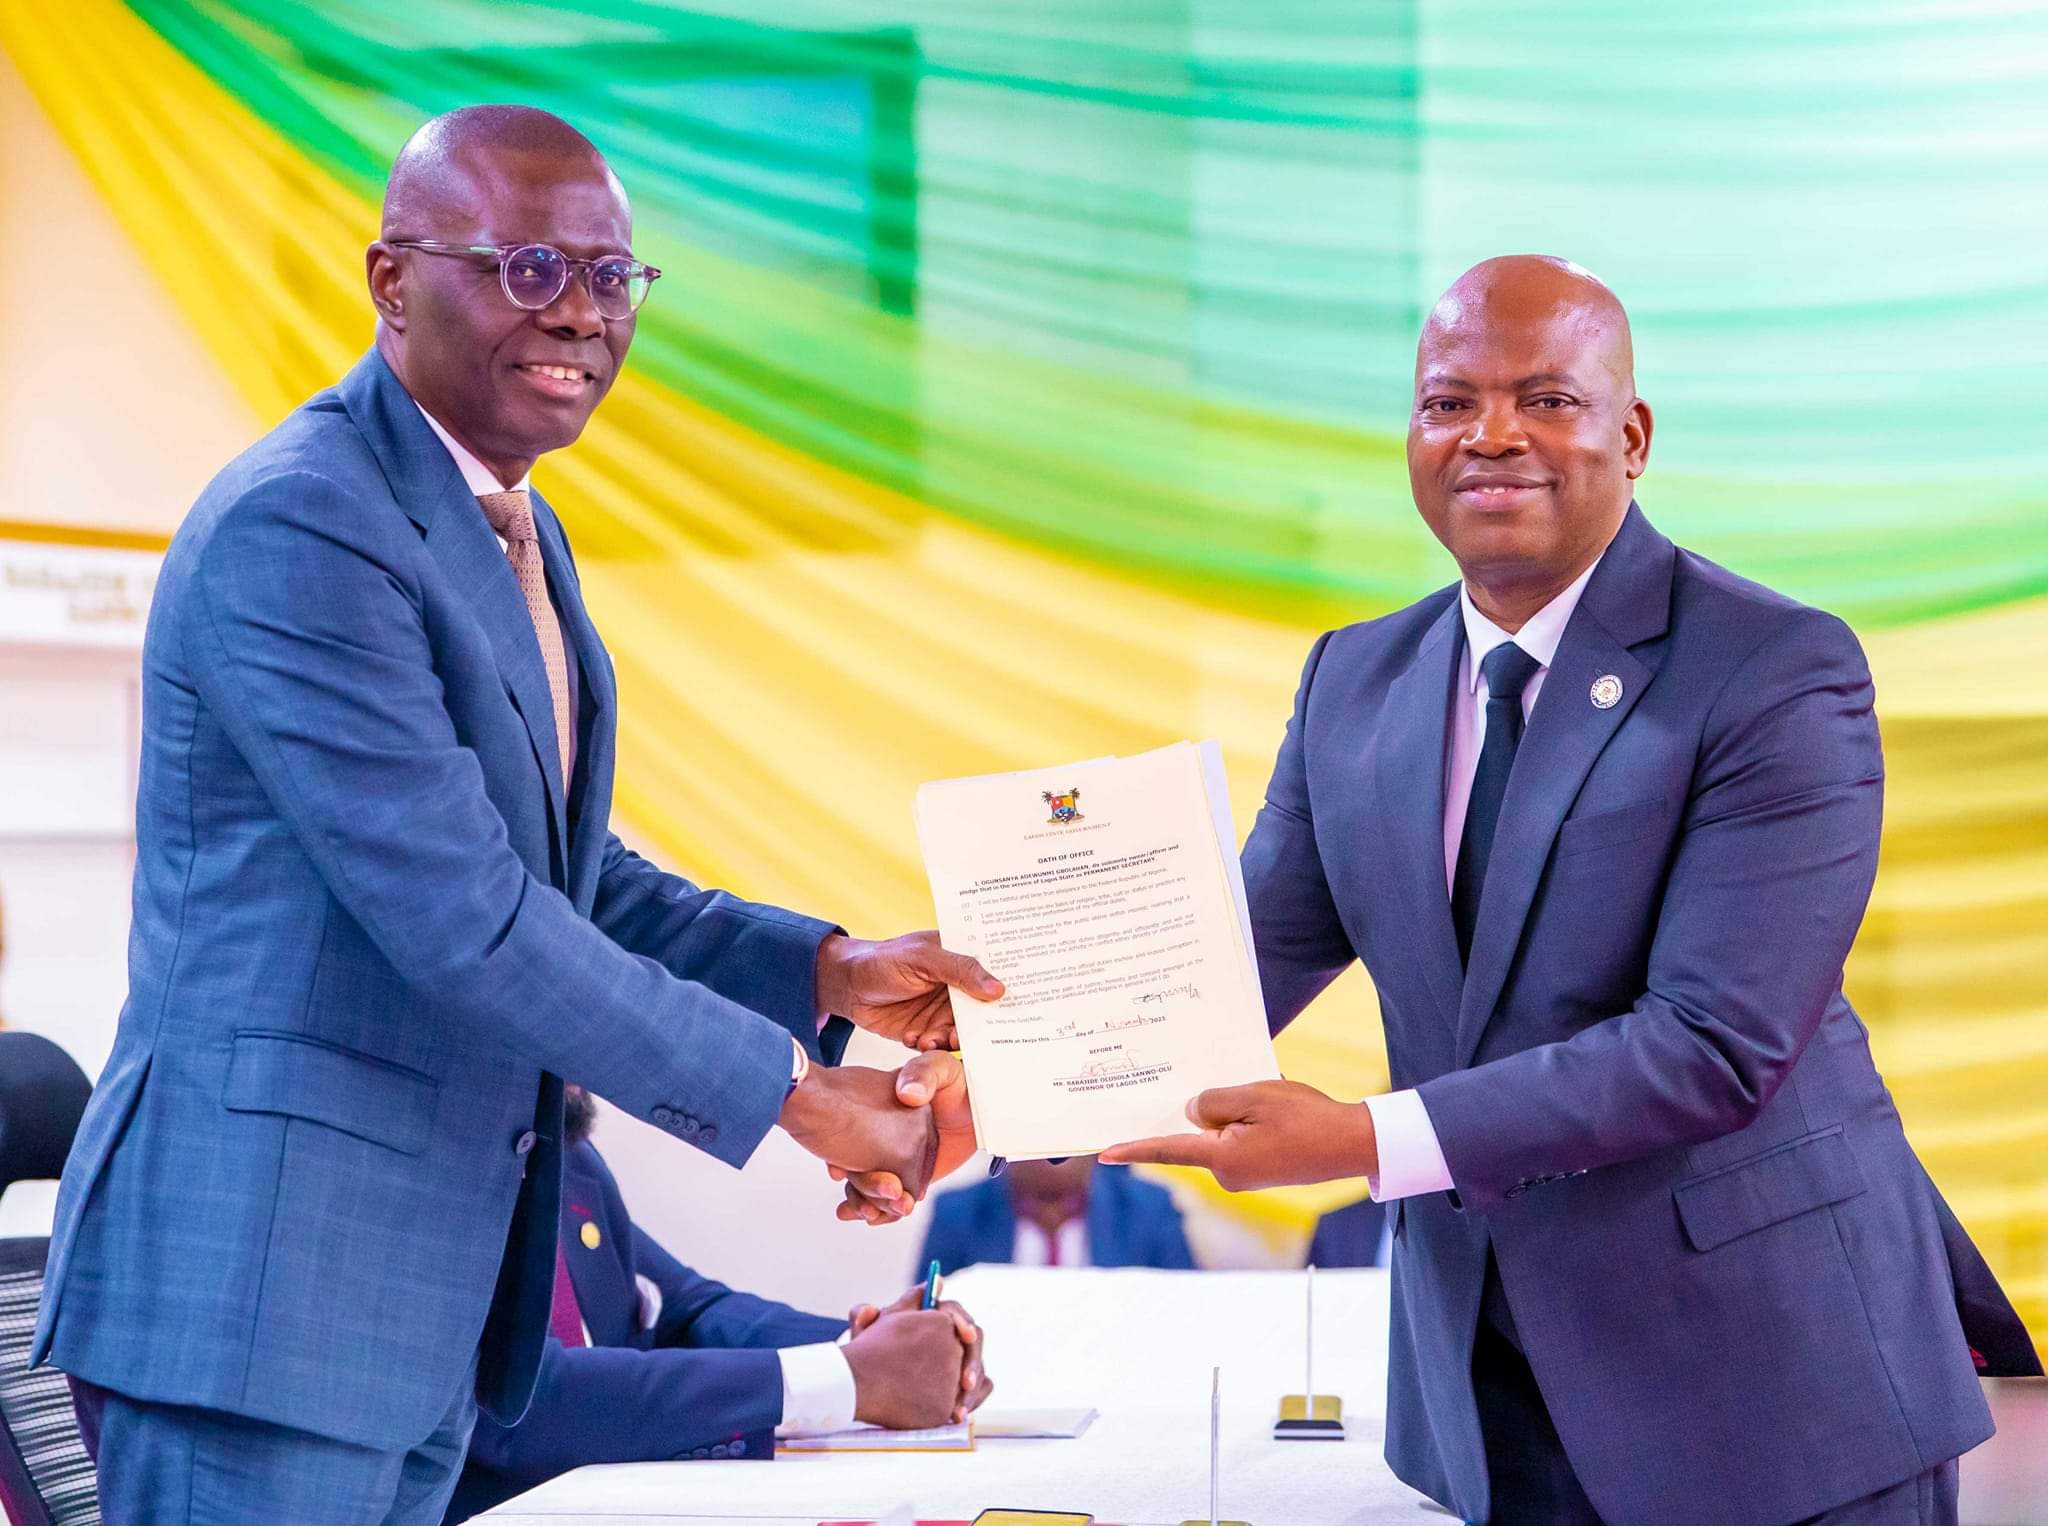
left=476, top=489, right=573, bottom=785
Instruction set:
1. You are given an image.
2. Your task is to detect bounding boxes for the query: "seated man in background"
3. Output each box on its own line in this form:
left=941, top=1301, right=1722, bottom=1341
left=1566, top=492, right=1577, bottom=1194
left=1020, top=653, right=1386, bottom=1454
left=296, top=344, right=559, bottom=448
left=445, top=1087, right=993, bottom=1523
left=1305, top=1195, right=1390, bottom=1268
left=917, top=1158, right=1194, bottom=1275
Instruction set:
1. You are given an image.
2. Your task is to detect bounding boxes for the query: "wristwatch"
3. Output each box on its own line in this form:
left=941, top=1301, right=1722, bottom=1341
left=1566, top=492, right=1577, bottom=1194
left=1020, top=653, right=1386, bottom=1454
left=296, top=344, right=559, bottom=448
left=788, top=1035, right=811, bottom=1094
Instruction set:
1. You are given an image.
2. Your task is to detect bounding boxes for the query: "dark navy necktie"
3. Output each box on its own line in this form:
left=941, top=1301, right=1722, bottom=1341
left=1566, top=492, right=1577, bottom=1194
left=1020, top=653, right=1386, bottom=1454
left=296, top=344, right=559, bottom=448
left=1453, top=641, right=1544, bottom=965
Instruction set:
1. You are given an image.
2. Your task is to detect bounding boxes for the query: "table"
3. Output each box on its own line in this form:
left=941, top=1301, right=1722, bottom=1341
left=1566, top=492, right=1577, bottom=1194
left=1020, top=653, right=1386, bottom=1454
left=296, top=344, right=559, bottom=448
left=1966, top=1377, right=2048, bottom=1525
left=482, top=1266, right=1443, bottom=1525
left=480, top=1267, right=2048, bottom=1526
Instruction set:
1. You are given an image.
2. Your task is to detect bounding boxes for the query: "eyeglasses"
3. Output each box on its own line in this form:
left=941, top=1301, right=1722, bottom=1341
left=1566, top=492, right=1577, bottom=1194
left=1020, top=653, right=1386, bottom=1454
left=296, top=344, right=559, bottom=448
left=386, top=239, right=661, bottom=321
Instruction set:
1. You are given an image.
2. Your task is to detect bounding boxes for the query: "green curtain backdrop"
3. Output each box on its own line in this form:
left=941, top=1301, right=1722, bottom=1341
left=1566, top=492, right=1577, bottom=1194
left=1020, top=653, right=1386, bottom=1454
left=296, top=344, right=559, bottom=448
left=4, top=0, right=2043, bottom=1324
left=112, top=0, right=2048, bottom=620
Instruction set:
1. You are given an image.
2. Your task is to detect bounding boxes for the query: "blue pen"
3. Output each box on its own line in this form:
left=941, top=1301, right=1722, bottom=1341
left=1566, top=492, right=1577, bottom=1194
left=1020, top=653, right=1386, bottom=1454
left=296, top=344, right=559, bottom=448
left=921, top=1258, right=943, bottom=1310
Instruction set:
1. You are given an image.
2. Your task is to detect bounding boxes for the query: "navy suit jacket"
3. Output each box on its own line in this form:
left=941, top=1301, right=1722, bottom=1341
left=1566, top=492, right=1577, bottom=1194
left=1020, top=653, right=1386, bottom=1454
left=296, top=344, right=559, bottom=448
left=446, top=1140, right=843, bottom=1521
left=1306, top=1197, right=1390, bottom=1269
left=1243, top=505, right=2037, bottom=1526
left=916, top=1164, right=1195, bottom=1275
left=35, top=350, right=852, bottom=1450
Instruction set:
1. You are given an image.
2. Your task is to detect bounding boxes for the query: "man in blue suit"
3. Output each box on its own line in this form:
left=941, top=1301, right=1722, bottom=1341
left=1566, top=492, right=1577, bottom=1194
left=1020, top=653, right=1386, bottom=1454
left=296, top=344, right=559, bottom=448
left=1087, top=256, right=2039, bottom=1523
left=444, top=1087, right=994, bottom=1521
left=916, top=1159, right=1195, bottom=1276
left=1305, top=1196, right=1390, bottom=1270
left=36, top=105, right=997, bottom=1525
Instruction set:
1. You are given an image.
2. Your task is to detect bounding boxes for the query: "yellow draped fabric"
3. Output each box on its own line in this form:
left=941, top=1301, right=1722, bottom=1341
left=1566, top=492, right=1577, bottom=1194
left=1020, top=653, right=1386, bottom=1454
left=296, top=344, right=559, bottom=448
left=4, top=0, right=2042, bottom=1326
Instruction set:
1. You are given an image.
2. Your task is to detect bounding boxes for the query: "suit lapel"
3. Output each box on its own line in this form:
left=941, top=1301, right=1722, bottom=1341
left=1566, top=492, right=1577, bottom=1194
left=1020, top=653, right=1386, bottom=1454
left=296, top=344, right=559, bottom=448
left=339, top=350, right=569, bottom=872
left=425, top=503, right=572, bottom=851
left=1452, top=506, right=1675, bottom=1067
left=532, top=494, right=616, bottom=908
left=1374, top=598, right=1467, bottom=1039
left=561, top=1149, right=634, bottom=1347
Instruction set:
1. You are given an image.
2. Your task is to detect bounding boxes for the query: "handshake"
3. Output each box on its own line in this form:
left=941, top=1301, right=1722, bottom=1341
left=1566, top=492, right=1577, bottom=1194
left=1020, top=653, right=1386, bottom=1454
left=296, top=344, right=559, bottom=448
left=775, top=929, right=996, bottom=1222
left=774, top=927, right=1385, bottom=1217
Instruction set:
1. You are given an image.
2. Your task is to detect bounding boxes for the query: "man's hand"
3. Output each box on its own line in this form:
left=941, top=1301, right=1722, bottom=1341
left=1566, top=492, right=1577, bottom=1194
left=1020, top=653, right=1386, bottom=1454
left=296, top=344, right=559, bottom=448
left=847, top=1284, right=994, bottom=1423
left=778, top=1064, right=939, bottom=1213
left=841, top=1309, right=971, bottom=1429
left=831, top=1050, right=977, bottom=1225
left=815, top=931, right=1003, bottom=1051
left=1097, top=1079, right=1377, bottom=1192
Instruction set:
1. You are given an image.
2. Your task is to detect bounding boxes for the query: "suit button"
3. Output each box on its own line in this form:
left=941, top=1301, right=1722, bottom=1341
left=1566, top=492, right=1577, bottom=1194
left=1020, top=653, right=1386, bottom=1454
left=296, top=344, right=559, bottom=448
left=679, top=1116, right=700, bottom=1136
left=651, top=1107, right=675, bottom=1127
left=514, top=1129, right=538, bottom=1156
left=710, top=1443, right=728, bottom=1459
left=729, top=1438, right=746, bottom=1457
left=699, top=1125, right=717, bottom=1144
left=690, top=1447, right=708, bottom=1460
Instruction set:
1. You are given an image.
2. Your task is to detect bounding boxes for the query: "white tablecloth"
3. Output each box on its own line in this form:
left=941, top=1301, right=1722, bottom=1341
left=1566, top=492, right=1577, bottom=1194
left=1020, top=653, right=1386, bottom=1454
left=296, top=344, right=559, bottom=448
left=482, top=1265, right=1443, bottom=1525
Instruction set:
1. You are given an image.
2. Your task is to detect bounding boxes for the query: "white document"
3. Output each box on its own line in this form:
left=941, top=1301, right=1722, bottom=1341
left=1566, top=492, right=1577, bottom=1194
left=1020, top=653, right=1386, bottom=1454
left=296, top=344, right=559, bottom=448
left=778, top=1419, right=973, bottom=1452
left=974, top=1406, right=1099, bottom=1439
left=915, top=741, right=1280, bottom=1159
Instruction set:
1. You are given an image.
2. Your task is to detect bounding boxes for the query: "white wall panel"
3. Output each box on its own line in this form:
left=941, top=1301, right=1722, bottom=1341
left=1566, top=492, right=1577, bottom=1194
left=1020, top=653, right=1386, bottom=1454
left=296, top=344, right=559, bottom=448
left=0, top=646, right=137, bottom=1085
left=0, top=662, right=135, bottom=837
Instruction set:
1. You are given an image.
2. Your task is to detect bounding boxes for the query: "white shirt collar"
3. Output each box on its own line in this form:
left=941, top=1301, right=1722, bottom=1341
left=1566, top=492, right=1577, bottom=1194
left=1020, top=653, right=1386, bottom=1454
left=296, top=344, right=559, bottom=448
left=1458, top=553, right=1603, bottom=693
left=413, top=402, right=532, bottom=496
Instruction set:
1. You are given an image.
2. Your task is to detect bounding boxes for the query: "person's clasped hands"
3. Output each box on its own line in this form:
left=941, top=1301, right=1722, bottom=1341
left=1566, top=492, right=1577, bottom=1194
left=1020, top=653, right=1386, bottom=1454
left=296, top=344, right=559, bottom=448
left=842, top=1282, right=994, bottom=1427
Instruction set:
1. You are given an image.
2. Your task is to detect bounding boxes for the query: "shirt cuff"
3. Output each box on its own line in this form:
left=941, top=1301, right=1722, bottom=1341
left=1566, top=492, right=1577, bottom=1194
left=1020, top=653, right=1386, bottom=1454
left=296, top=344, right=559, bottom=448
left=773, top=1341, right=858, bottom=1437
left=1363, top=1089, right=1455, bottom=1201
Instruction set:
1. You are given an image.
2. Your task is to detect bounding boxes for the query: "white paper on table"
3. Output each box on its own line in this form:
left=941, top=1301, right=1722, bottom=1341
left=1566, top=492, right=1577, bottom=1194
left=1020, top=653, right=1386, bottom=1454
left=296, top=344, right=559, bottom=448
left=974, top=1406, right=1100, bottom=1439
left=915, top=741, right=1280, bottom=1159
left=778, top=1419, right=972, bottom=1452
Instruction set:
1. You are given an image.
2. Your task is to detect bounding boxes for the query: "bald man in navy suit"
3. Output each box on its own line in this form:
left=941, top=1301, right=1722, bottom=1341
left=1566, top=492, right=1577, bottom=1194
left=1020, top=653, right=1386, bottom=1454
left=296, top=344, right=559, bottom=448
left=831, top=255, right=2048, bottom=1526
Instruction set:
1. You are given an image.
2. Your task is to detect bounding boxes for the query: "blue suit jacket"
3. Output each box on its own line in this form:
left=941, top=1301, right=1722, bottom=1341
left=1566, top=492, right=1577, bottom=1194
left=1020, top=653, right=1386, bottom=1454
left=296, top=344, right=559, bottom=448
left=445, top=1140, right=843, bottom=1521
left=915, top=1165, right=1195, bottom=1275
left=1306, top=1197, right=1389, bottom=1269
left=34, top=350, right=853, bottom=1450
left=1243, top=505, right=2036, bottom=1526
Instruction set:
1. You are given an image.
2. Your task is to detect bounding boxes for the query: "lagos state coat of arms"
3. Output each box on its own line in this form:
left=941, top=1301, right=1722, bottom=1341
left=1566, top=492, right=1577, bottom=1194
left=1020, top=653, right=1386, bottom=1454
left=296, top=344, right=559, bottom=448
left=1042, top=788, right=1083, bottom=824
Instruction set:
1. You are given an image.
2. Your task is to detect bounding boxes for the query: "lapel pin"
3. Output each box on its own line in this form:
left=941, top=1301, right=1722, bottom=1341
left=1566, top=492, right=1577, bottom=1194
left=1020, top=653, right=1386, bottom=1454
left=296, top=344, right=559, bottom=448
left=1590, top=674, right=1623, bottom=710
left=580, top=1220, right=602, bottom=1250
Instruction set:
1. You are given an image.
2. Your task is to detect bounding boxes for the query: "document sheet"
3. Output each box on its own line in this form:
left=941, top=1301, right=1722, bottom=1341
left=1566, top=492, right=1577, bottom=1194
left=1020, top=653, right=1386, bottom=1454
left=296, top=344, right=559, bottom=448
left=780, top=1420, right=974, bottom=1452
left=915, top=741, right=1280, bottom=1159
left=973, top=1406, right=1099, bottom=1439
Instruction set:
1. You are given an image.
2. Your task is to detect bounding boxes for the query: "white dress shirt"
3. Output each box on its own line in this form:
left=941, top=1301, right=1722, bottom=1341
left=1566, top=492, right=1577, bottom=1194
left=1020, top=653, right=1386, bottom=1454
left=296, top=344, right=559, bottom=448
left=421, top=404, right=858, bottom=1432
left=1361, top=556, right=1603, bottom=1202
left=1012, top=1216, right=1092, bottom=1269
left=775, top=1338, right=860, bottom=1437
